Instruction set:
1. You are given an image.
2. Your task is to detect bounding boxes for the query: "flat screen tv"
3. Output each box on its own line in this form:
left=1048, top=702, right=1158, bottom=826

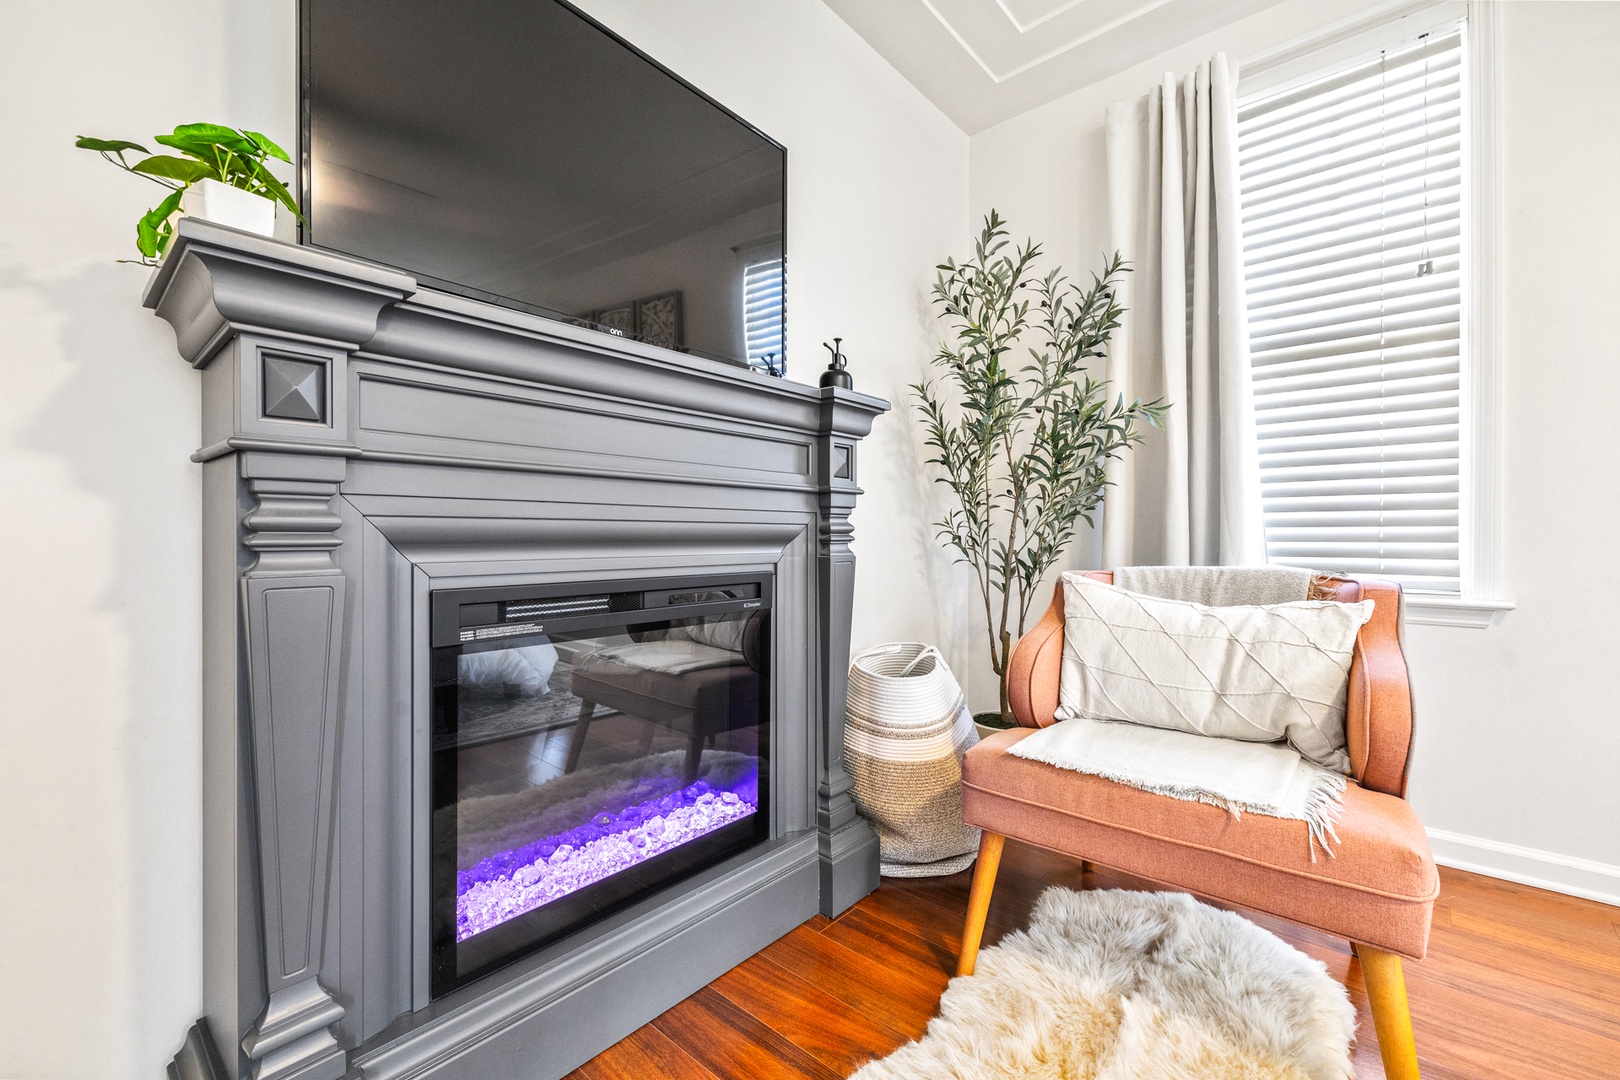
left=300, top=0, right=787, bottom=373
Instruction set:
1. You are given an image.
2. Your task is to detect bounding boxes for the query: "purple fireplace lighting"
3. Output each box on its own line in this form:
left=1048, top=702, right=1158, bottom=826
left=457, top=775, right=759, bottom=940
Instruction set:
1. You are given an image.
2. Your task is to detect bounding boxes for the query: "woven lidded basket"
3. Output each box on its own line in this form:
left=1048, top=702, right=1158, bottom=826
left=845, top=643, right=981, bottom=877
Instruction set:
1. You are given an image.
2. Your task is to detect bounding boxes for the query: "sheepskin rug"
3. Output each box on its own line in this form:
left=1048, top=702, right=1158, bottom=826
left=853, top=887, right=1356, bottom=1080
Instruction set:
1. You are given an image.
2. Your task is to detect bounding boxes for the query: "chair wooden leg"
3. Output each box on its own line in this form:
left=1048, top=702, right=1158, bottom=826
left=1359, top=945, right=1421, bottom=1080
left=682, top=730, right=704, bottom=782
left=564, top=700, right=596, bottom=773
left=956, top=832, right=1006, bottom=977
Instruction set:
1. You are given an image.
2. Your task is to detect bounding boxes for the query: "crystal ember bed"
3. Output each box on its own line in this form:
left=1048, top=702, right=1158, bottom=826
left=456, top=778, right=757, bottom=940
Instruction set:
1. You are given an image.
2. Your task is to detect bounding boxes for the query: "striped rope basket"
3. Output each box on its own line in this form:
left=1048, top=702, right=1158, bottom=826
left=845, top=643, right=981, bottom=877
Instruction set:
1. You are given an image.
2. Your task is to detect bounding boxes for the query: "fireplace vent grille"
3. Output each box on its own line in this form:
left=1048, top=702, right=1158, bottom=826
left=501, top=592, right=643, bottom=621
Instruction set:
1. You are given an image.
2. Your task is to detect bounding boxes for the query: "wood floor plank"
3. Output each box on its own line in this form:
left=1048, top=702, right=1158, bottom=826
left=574, top=1022, right=717, bottom=1080
left=1437, top=869, right=1620, bottom=942
left=652, top=986, right=841, bottom=1080
left=825, top=901, right=959, bottom=975
left=1399, top=967, right=1620, bottom=1079
left=711, top=956, right=912, bottom=1074
left=762, top=923, right=946, bottom=1036
left=1415, top=934, right=1620, bottom=1042
left=842, top=880, right=967, bottom=956
left=1446, top=905, right=1620, bottom=974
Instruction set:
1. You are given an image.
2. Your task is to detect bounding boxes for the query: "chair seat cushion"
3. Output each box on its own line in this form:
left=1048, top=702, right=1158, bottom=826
left=962, top=728, right=1439, bottom=958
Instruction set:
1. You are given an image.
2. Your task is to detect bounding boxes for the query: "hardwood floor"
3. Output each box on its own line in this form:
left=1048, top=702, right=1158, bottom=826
left=568, top=839, right=1620, bottom=1079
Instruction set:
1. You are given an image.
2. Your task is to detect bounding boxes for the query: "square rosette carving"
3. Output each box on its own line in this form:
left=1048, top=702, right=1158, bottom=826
left=262, top=354, right=329, bottom=423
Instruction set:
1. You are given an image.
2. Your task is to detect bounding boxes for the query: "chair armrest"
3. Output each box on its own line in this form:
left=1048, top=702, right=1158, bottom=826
left=1340, top=578, right=1416, bottom=798
left=1007, top=573, right=1109, bottom=728
left=1007, top=591, right=1064, bottom=728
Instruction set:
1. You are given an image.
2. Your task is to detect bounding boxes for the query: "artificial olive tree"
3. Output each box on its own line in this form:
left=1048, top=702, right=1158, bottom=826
left=916, top=211, right=1166, bottom=723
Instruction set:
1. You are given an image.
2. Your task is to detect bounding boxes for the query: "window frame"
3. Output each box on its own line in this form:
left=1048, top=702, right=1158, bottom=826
left=1239, top=0, right=1511, bottom=627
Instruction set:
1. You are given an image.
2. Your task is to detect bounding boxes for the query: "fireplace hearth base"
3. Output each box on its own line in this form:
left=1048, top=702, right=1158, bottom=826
left=148, top=220, right=887, bottom=1080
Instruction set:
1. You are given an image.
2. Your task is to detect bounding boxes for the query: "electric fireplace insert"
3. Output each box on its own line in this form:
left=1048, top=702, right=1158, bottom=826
left=429, top=574, right=772, bottom=994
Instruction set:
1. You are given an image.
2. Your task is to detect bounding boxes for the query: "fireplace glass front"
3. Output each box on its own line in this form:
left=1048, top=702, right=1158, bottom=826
left=430, top=574, right=771, bottom=994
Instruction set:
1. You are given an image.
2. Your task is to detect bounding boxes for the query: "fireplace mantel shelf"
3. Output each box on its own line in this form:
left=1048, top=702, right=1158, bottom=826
left=145, top=219, right=887, bottom=440
left=148, top=219, right=889, bottom=1080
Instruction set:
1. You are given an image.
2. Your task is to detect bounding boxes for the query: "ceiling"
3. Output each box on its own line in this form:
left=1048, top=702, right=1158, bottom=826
left=822, top=0, right=1289, bottom=133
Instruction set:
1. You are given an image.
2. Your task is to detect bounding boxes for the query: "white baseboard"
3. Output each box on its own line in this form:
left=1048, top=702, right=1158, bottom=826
left=1426, top=828, right=1620, bottom=908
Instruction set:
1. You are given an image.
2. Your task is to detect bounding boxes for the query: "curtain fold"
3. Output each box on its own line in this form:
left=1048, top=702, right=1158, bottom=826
left=1102, top=54, right=1265, bottom=568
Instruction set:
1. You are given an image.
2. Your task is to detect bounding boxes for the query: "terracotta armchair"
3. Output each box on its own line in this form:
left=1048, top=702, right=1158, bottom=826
left=956, top=572, right=1438, bottom=1080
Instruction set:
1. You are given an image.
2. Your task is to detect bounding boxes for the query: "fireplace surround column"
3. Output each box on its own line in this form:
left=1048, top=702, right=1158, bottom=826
left=235, top=461, right=348, bottom=1080
left=146, top=219, right=889, bottom=1080
left=815, top=402, right=883, bottom=915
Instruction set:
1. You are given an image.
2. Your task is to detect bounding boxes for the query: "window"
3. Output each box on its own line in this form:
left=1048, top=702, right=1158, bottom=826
left=1239, top=24, right=1468, bottom=595
left=743, top=255, right=784, bottom=375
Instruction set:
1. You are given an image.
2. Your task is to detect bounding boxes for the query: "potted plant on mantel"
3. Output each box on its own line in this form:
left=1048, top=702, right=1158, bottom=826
left=916, top=211, right=1167, bottom=731
left=76, top=122, right=304, bottom=266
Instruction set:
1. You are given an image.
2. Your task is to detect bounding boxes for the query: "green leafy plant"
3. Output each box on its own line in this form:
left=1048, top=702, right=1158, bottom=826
left=75, top=123, right=304, bottom=265
left=916, top=211, right=1167, bottom=724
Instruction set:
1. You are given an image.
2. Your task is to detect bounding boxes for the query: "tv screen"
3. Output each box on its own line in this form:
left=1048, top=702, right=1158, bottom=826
left=301, top=0, right=786, bottom=373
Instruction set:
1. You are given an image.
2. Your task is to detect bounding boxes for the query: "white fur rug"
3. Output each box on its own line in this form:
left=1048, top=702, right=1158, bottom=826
left=852, top=887, right=1355, bottom=1080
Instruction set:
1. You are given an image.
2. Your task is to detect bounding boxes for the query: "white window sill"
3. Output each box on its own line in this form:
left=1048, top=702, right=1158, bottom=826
left=1404, top=594, right=1515, bottom=629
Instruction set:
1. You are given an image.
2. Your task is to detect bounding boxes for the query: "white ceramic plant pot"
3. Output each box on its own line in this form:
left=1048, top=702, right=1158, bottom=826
left=181, top=178, right=276, bottom=237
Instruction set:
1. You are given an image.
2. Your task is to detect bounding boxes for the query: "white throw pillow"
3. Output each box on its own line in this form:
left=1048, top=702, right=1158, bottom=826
left=1055, top=573, right=1374, bottom=773
left=458, top=643, right=558, bottom=696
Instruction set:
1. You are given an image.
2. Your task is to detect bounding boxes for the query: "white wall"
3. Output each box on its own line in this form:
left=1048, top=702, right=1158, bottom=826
left=0, top=2, right=284, bottom=1076
left=0, top=1, right=968, bottom=1077
left=970, top=0, right=1620, bottom=893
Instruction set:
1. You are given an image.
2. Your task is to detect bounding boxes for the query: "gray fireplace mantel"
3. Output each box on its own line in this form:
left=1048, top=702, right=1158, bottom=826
left=146, top=219, right=888, bottom=1080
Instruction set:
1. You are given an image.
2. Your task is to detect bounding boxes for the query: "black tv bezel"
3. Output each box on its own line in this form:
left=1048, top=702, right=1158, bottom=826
left=295, top=0, right=788, bottom=374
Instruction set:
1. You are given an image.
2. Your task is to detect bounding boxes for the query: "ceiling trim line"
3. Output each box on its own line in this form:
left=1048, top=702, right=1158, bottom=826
left=992, top=0, right=1091, bottom=35
left=923, top=0, right=1179, bottom=84
left=920, top=0, right=1002, bottom=81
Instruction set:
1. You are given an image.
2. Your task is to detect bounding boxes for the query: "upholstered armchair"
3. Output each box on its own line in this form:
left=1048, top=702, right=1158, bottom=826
left=956, top=571, right=1438, bottom=1080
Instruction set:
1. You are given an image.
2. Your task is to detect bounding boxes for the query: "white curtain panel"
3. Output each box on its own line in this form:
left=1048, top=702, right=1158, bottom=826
left=1103, top=54, right=1265, bottom=568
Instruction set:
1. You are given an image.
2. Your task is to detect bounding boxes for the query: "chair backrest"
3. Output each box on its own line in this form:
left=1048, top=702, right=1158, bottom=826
left=1004, top=570, right=1416, bottom=798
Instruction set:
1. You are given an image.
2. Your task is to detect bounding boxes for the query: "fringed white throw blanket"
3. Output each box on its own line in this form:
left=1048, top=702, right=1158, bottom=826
left=1010, top=717, right=1348, bottom=858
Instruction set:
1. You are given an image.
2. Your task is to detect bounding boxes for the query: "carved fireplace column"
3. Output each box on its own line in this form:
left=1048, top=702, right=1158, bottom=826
left=233, top=458, right=348, bottom=1080
left=814, top=391, right=888, bottom=916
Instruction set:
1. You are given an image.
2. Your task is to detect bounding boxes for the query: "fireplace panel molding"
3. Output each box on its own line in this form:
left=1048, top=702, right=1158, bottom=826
left=149, top=220, right=888, bottom=1080
left=354, top=374, right=814, bottom=480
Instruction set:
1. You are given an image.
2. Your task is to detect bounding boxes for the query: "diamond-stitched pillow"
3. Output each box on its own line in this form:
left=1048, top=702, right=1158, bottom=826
left=1054, top=573, right=1375, bottom=772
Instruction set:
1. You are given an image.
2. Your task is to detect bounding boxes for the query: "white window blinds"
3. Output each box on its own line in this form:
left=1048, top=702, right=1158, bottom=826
left=1239, top=25, right=1465, bottom=593
left=743, top=256, right=784, bottom=373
